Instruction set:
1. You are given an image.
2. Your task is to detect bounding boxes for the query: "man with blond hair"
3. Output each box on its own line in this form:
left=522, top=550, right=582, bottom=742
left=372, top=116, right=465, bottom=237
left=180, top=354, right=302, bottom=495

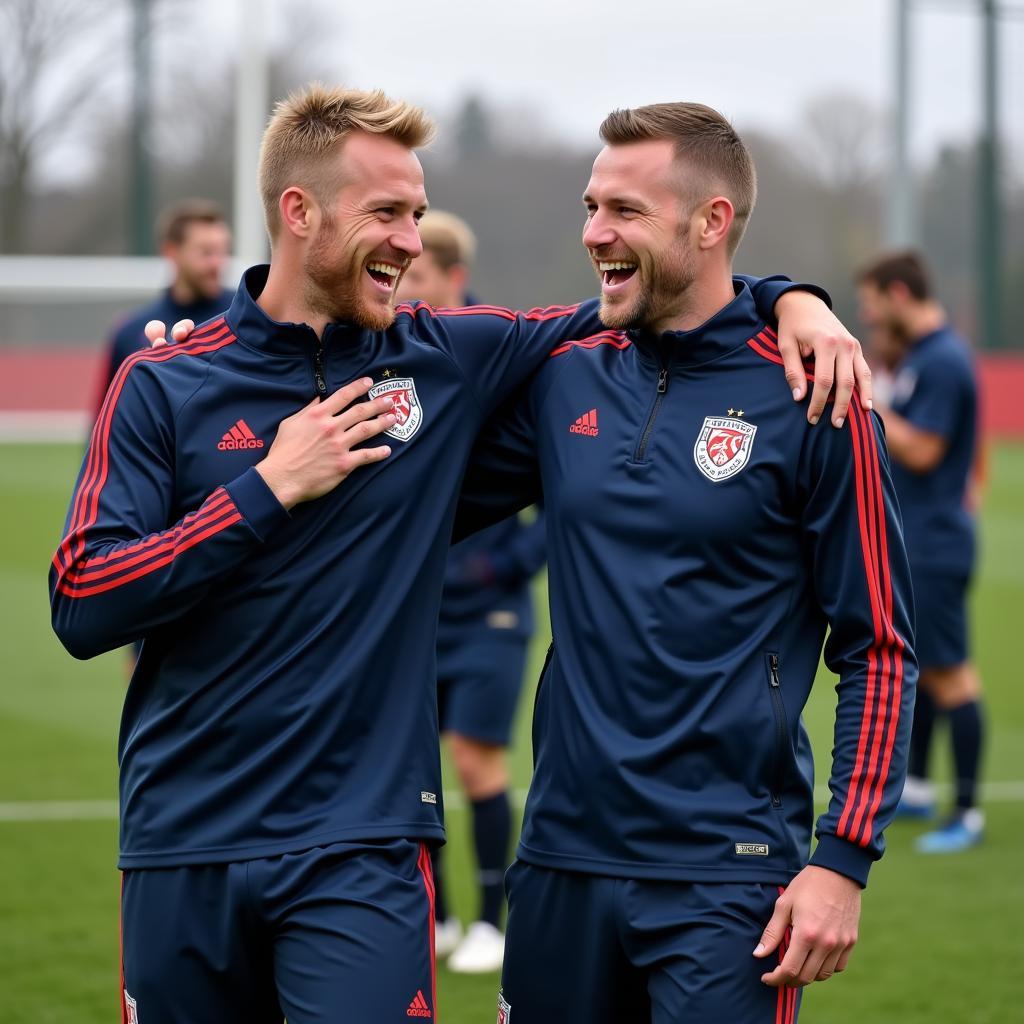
left=455, top=102, right=915, bottom=1022
left=53, top=83, right=868, bottom=1022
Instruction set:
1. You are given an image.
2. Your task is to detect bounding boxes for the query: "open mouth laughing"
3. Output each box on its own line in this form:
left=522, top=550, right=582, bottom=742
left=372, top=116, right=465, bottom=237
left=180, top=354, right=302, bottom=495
left=597, top=259, right=638, bottom=294
left=366, top=261, right=405, bottom=294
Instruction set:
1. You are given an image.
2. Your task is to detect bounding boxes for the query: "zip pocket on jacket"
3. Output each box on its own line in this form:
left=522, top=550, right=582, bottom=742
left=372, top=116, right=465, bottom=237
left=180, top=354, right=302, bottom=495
left=766, top=653, right=789, bottom=808
left=531, top=641, right=555, bottom=768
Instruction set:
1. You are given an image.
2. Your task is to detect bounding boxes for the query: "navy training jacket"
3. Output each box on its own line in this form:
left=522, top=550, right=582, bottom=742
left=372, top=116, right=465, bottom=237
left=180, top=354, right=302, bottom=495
left=455, top=282, right=917, bottom=887
left=50, top=266, right=809, bottom=869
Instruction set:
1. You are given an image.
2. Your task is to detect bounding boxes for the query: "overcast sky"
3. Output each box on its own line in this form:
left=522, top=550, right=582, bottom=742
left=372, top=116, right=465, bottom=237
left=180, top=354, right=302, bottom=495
left=209, top=0, right=1022, bottom=169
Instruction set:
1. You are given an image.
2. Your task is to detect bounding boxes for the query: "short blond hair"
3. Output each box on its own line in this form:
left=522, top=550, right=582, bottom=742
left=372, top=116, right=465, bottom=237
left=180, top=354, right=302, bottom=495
left=417, top=211, right=477, bottom=270
left=259, top=83, right=436, bottom=239
left=599, top=102, right=757, bottom=257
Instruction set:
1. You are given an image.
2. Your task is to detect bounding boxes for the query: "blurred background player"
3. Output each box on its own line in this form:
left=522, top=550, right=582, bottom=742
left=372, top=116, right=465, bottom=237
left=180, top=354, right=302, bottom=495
left=858, top=250, right=985, bottom=853
left=96, top=199, right=233, bottom=410
left=396, top=211, right=547, bottom=973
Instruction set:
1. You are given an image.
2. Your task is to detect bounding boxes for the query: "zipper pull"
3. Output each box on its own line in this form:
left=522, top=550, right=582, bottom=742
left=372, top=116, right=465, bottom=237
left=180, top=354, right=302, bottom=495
left=657, top=367, right=669, bottom=394
left=313, top=343, right=328, bottom=400
left=769, top=654, right=781, bottom=687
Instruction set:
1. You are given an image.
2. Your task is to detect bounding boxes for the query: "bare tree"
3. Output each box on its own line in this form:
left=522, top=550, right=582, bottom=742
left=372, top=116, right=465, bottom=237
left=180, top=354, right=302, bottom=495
left=0, top=0, right=128, bottom=252
left=797, top=92, right=885, bottom=193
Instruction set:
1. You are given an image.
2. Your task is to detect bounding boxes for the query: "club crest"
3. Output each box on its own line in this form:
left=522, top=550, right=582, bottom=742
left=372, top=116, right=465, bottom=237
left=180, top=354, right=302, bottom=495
left=368, top=377, right=423, bottom=442
left=693, top=416, right=757, bottom=482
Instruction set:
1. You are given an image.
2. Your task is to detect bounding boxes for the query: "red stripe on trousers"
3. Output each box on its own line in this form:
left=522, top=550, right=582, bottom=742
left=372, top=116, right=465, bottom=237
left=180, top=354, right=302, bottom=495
left=417, top=844, right=437, bottom=1022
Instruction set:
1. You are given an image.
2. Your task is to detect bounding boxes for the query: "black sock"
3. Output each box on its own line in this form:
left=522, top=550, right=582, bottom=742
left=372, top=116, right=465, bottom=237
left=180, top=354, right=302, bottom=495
left=908, top=689, right=938, bottom=780
left=471, top=790, right=511, bottom=927
left=430, top=844, right=449, bottom=924
left=949, top=699, right=984, bottom=811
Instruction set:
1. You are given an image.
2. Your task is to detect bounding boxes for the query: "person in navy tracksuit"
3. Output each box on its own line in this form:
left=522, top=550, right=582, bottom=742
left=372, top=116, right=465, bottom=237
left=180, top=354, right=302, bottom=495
left=396, top=211, right=548, bottom=973
left=455, top=103, right=917, bottom=1023
left=50, top=85, right=866, bottom=1024
left=857, top=251, right=984, bottom=854
left=97, top=200, right=234, bottom=417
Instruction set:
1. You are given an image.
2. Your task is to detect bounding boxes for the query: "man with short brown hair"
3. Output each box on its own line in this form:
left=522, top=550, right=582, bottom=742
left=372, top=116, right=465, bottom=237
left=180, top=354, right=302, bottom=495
left=97, top=199, right=233, bottom=411
left=456, top=102, right=915, bottom=1022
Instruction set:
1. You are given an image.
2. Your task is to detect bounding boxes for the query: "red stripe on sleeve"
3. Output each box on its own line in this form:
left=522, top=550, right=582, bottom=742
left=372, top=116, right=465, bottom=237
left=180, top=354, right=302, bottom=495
left=836, top=403, right=906, bottom=846
left=853, top=403, right=907, bottom=844
left=60, top=492, right=238, bottom=587
left=57, top=323, right=235, bottom=572
left=58, top=510, right=243, bottom=597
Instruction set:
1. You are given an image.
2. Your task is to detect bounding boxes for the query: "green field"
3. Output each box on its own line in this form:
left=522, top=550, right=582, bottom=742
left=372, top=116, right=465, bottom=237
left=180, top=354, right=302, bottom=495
left=2, top=442, right=1023, bottom=1023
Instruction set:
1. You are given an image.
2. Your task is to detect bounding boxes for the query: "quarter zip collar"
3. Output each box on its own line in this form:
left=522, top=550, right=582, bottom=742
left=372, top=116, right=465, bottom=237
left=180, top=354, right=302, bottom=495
left=226, top=264, right=374, bottom=357
left=628, top=281, right=763, bottom=369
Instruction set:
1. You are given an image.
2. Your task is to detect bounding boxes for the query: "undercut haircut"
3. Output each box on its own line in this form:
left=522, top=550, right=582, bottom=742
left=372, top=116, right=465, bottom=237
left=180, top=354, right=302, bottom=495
left=157, top=199, right=227, bottom=247
left=857, top=250, right=933, bottom=301
left=259, top=83, right=436, bottom=240
left=417, top=211, right=477, bottom=270
left=599, top=102, right=757, bottom=257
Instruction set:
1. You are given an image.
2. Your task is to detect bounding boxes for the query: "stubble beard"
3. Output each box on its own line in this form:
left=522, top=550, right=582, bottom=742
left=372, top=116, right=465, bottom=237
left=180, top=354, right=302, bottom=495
left=304, top=219, right=397, bottom=331
left=598, top=242, right=698, bottom=333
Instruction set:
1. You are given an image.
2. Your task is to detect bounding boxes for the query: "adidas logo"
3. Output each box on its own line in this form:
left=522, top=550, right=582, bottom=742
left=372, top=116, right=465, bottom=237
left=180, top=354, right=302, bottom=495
left=217, top=419, right=265, bottom=451
left=569, top=408, right=599, bottom=437
left=406, top=990, right=432, bottom=1018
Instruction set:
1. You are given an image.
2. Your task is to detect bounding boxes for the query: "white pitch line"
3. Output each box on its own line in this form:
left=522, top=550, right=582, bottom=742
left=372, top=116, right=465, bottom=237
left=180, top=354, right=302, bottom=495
left=2, top=781, right=1024, bottom=824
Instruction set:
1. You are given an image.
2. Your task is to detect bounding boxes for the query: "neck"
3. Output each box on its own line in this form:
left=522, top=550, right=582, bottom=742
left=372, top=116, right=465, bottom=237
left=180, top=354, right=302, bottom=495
left=258, top=256, right=330, bottom=338
left=904, top=301, right=946, bottom=342
left=648, top=271, right=735, bottom=334
left=170, top=277, right=200, bottom=305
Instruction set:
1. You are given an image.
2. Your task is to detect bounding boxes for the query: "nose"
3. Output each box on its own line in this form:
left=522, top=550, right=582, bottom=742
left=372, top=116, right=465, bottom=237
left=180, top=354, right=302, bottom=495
left=582, top=210, right=615, bottom=252
left=394, top=216, right=423, bottom=260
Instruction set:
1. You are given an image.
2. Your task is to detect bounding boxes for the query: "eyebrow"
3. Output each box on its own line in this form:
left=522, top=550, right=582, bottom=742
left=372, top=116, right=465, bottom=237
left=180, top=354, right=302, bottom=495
left=367, top=196, right=429, bottom=213
left=582, top=192, right=647, bottom=208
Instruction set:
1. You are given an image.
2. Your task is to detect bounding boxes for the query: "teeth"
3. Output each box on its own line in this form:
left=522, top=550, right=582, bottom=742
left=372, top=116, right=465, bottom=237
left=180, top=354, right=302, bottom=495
left=367, top=262, right=401, bottom=277
left=598, top=261, right=636, bottom=272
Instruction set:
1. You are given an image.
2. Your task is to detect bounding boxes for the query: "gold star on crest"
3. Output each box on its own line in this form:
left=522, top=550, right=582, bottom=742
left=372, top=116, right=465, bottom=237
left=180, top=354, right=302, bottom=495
left=382, top=368, right=394, bottom=378
left=728, top=407, right=735, bottom=416
left=737, top=409, right=744, bottom=417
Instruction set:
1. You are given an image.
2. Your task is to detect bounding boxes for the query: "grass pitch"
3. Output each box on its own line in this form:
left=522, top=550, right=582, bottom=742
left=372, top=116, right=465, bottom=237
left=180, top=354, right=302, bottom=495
left=2, top=442, right=1022, bottom=1022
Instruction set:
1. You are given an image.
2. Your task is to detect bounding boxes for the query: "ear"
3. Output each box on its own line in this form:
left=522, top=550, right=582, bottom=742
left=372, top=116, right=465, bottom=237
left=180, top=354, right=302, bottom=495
left=695, top=196, right=734, bottom=252
left=278, top=187, right=319, bottom=239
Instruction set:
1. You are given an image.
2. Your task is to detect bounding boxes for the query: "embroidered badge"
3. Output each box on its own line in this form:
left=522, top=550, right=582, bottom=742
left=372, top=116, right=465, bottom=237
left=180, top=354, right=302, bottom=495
left=369, top=377, right=423, bottom=442
left=693, top=415, right=757, bottom=482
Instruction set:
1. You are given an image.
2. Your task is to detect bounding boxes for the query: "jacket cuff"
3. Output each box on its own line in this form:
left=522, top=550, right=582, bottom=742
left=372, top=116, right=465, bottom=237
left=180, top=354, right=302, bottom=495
left=809, top=834, right=874, bottom=888
left=771, top=280, right=833, bottom=312
left=225, top=467, right=290, bottom=542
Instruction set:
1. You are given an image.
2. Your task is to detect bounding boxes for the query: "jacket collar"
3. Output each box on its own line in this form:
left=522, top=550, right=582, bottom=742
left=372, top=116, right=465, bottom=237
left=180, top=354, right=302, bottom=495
left=628, top=281, right=763, bottom=368
left=226, top=264, right=373, bottom=356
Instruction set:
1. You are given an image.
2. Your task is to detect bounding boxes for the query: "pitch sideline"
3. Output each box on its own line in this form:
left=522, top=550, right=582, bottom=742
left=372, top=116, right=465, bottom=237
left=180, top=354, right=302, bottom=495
left=3, top=781, right=1024, bottom=823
